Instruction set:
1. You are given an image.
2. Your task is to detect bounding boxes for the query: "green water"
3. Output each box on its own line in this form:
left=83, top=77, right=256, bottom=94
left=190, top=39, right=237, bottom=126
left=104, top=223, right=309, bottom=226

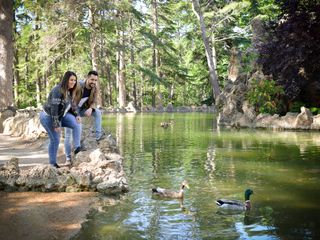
left=74, top=113, right=320, bottom=240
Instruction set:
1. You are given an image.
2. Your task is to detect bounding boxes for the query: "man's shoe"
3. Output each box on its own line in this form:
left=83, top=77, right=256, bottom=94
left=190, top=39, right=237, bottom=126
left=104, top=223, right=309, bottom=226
left=74, top=146, right=86, bottom=155
left=52, top=163, right=60, bottom=168
left=96, top=132, right=112, bottom=142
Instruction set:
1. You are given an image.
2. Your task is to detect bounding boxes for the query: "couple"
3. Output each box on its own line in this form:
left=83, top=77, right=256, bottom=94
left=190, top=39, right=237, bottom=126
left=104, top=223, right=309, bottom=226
left=39, top=70, right=104, bottom=168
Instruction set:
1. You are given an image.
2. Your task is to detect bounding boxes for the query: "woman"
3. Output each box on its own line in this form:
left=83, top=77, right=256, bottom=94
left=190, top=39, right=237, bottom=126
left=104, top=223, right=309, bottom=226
left=40, top=71, right=82, bottom=168
left=64, top=84, right=83, bottom=165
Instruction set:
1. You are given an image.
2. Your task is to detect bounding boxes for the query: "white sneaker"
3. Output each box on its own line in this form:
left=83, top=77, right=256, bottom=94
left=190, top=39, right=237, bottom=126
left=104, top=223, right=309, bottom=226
left=65, top=160, right=72, bottom=166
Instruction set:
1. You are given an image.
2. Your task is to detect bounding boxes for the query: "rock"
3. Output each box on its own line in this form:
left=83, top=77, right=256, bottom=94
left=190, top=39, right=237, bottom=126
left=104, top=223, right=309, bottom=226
left=277, top=112, right=299, bottom=129
left=294, top=107, right=313, bottom=129
left=15, top=165, right=60, bottom=191
left=166, top=102, right=174, bottom=112
left=0, top=157, right=20, bottom=190
left=242, top=101, right=256, bottom=121
left=228, top=47, right=242, bottom=82
left=3, top=111, right=45, bottom=139
left=125, top=101, right=137, bottom=113
left=0, top=107, right=16, bottom=133
left=97, top=176, right=128, bottom=195
left=217, top=65, right=320, bottom=131
left=4, top=157, right=20, bottom=174
left=311, top=114, right=320, bottom=129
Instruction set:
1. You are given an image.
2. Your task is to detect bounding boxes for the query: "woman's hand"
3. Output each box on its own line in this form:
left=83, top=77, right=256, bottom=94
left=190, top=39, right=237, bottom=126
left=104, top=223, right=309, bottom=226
left=84, top=108, right=93, bottom=117
left=76, top=116, right=81, bottom=124
left=54, top=127, right=61, bottom=133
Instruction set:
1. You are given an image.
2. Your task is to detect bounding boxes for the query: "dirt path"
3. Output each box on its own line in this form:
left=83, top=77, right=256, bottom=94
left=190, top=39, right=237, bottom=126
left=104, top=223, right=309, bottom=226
left=0, top=133, right=65, bottom=167
left=0, top=134, right=99, bottom=240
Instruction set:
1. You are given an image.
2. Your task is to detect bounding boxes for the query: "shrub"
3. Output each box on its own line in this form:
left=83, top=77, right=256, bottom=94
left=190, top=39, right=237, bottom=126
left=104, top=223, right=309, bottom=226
left=246, top=79, right=284, bottom=114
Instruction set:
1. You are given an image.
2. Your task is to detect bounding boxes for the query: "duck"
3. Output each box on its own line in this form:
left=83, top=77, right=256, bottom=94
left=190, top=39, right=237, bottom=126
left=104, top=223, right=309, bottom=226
left=152, top=181, right=189, bottom=199
left=160, top=119, right=174, bottom=128
left=216, top=189, right=253, bottom=211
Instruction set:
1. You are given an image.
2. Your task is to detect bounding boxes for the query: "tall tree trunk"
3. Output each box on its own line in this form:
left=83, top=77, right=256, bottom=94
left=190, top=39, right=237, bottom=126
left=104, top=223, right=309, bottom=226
left=192, top=0, right=221, bottom=100
left=36, top=72, right=41, bottom=108
left=105, top=55, right=113, bottom=106
left=118, top=29, right=126, bottom=108
left=0, top=0, right=14, bottom=108
left=139, top=59, right=144, bottom=109
left=129, top=18, right=137, bottom=107
left=151, top=0, right=161, bottom=108
left=13, top=6, right=19, bottom=107
left=13, top=46, right=19, bottom=107
left=88, top=5, right=102, bottom=107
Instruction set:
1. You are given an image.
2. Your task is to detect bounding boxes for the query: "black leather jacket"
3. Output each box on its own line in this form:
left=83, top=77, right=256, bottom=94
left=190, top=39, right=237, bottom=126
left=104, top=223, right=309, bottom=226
left=43, top=84, right=73, bottom=128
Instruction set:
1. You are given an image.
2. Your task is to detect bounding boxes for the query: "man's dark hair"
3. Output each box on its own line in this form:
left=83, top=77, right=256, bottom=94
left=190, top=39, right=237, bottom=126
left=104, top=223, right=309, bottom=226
left=88, top=70, right=98, bottom=77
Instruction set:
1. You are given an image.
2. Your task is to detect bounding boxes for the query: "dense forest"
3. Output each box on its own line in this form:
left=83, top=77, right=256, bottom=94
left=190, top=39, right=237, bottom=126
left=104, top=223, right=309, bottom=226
left=0, top=0, right=319, bottom=113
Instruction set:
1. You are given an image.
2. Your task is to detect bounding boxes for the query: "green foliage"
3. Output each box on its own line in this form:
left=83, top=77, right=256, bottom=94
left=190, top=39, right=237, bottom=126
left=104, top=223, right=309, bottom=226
left=246, top=79, right=284, bottom=114
left=289, top=102, right=320, bottom=115
left=257, top=1, right=320, bottom=106
left=310, top=107, right=320, bottom=115
left=11, top=0, right=281, bottom=108
left=288, top=101, right=305, bottom=113
left=242, top=52, right=258, bottom=74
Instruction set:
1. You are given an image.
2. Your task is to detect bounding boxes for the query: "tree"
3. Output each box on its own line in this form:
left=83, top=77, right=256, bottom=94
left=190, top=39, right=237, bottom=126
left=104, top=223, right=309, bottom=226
left=257, top=0, right=320, bottom=108
left=191, top=0, right=221, bottom=100
left=0, top=0, right=14, bottom=108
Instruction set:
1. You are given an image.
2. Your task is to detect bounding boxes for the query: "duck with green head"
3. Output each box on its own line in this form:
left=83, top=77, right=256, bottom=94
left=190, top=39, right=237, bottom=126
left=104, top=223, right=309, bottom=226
left=216, top=189, right=254, bottom=211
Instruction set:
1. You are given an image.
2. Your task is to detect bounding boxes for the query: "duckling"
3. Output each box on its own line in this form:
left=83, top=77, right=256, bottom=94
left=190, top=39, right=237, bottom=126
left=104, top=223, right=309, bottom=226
left=216, top=189, right=253, bottom=211
left=152, top=181, right=189, bottom=199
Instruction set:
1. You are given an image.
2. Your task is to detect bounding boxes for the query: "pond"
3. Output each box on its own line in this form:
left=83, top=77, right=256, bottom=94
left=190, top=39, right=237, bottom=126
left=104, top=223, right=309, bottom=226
left=74, top=113, right=320, bottom=240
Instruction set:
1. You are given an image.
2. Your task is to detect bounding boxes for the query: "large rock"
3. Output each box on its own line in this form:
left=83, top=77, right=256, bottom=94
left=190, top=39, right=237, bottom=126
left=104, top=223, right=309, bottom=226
left=217, top=64, right=320, bottom=131
left=15, top=165, right=63, bottom=192
left=0, top=157, right=20, bottom=190
left=125, top=101, right=138, bottom=113
left=0, top=107, right=16, bottom=133
left=294, top=107, right=313, bottom=129
left=3, top=109, right=45, bottom=139
left=311, top=114, right=320, bottom=129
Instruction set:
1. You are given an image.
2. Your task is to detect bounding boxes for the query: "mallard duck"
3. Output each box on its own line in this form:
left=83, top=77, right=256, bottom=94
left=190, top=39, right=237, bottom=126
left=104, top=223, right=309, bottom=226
left=216, top=189, right=253, bottom=211
left=152, top=181, right=189, bottom=199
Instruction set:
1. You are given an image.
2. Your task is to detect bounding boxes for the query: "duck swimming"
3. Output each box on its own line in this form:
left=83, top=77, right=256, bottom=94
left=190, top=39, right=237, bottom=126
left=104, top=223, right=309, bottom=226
left=160, top=119, right=174, bottom=128
left=152, top=181, right=189, bottom=199
left=216, top=189, right=253, bottom=211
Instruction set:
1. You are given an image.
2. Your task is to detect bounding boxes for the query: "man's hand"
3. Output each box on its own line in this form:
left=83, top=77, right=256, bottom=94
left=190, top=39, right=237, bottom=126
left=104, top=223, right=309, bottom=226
left=84, top=108, right=93, bottom=117
left=54, top=127, right=61, bottom=133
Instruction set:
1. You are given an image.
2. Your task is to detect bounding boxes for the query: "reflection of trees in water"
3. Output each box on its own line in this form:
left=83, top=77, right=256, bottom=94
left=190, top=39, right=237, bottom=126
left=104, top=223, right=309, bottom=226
left=215, top=130, right=320, bottom=158
left=205, top=145, right=216, bottom=179
left=116, top=113, right=125, bottom=156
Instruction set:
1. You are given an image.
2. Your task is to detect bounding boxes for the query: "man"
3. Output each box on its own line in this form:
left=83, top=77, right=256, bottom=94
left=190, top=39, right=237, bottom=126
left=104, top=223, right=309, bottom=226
left=64, top=70, right=105, bottom=165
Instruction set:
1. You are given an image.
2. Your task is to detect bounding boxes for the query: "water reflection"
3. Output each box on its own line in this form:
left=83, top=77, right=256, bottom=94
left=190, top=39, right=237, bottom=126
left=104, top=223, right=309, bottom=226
left=205, top=145, right=216, bottom=179
left=75, top=113, right=320, bottom=240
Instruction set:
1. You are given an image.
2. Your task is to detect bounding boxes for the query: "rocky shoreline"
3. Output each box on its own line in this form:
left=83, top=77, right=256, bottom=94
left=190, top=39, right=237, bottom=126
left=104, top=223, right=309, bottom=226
left=0, top=111, right=128, bottom=194
left=216, top=71, right=320, bottom=131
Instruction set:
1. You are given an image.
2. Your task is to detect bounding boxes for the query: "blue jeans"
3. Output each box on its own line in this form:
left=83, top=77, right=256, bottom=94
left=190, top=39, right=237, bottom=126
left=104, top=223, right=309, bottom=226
left=64, top=108, right=102, bottom=160
left=40, top=111, right=81, bottom=165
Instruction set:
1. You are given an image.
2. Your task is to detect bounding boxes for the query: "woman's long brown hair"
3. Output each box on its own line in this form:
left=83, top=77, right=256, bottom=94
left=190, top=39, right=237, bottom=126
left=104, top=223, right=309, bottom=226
left=60, top=71, right=78, bottom=99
